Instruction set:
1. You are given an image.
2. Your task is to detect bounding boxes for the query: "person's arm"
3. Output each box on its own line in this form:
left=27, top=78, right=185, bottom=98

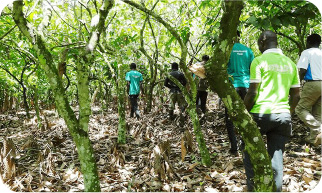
left=188, top=57, right=194, bottom=66
left=244, top=83, right=260, bottom=111
left=289, top=87, right=300, bottom=115
left=125, top=72, right=130, bottom=94
left=126, top=81, right=130, bottom=95
left=298, top=68, right=307, bottom=82
left=181, top=74, right=187, bottom=86
left=164, top=77, right=170, bottom=88
left=297, top=51, right=308, bottom=82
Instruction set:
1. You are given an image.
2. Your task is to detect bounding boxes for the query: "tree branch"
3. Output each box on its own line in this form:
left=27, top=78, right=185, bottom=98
left=45, top=0, right=78, bottom=30
left=86, top=0, right=115, bottom=52
left=0, top=25, right=16, bottom=41
left=78, top=0, right=92, bottom=18
left=122, top=0, right=185, bottom=51
left=0, top=65, right=21, bottom=84
left=275, top=31, right=302, bottom=51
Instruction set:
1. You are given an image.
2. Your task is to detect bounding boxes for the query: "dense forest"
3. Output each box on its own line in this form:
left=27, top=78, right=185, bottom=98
left=0, top=0, right=321, bottom=192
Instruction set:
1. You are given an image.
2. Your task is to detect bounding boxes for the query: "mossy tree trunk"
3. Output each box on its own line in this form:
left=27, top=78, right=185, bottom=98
left=139, top=16, right=158, bottom=112
left=123, top=0, right=211, bottom=166
left=116, top=57, right=127, bottom=144
left=13, top=0, right=115, bottom=191
left=205, top=1, right=275, bottom=191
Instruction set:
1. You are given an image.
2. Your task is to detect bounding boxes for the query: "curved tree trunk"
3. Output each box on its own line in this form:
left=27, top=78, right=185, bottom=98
left=22, top=85, right=30, bottom=119
left=124, top=0, right=212, bottom=166
left=117, top=60, right=127, bottom=144
left=205, top=1, right=275, bottom=191
left=13, top=1, right=115, bottom=191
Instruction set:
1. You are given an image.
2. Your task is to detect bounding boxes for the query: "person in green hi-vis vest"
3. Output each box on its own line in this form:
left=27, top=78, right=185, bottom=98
left=243, top=30, right=300, bottom=192
left=125, top=63, right=144, bottom=119
left=226, top=30, right=254, bottom=156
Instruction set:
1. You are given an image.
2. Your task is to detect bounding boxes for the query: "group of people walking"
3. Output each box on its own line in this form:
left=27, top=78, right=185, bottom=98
left=125, top=30, right=321, bottom=191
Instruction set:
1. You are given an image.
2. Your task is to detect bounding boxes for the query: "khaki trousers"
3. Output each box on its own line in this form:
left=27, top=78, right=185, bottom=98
left=295, top=81, right=321, bottom=143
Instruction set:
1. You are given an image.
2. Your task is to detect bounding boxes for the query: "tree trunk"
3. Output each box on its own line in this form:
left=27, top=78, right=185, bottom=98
left=8, top=90, right=14, bottom=110
left=22, top=86, right=30, bottom=118
left=205, top=1, right=275, bottom=191
left=146, top=84, right=154, bottom=112
left=167, top=75, right=212, bottom=166
left=0, top=88, right=3, bottom=112
left=91, top=87, right=100, bottom=106
left=13, top=1, right=115, bottom=191
left=117, top=61, right=127, bottom=144
left=3, top=87, right=9, bottom=112
left=32, top=86, right=42, bottom=129
left=123, top=0, right=212, bottom=166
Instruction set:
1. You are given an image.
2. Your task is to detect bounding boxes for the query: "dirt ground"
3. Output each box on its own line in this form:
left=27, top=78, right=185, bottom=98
left=0, top=92, right=321, bottom=192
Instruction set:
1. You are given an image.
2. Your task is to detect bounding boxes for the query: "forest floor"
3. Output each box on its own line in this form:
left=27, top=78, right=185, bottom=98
left=0, top=93, right=321, bottom=192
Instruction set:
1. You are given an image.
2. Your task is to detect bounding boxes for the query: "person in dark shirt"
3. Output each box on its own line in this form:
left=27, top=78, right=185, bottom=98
left=195, top=55, right=209, bottom=114
left=164, top=62, right=187, bottom=120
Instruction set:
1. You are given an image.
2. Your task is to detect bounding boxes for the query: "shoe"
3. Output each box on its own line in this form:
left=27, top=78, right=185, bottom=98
left=135, top=110, right=141, bottom=119
left=229, top=149, right=239, bottom=157
left=169, top=110, right=174, bottom=120
left=305, top=127, right=320, bottom=145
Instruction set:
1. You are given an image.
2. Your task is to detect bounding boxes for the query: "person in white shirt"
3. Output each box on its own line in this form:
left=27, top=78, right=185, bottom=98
left=296, top=34, right=322, bottom=146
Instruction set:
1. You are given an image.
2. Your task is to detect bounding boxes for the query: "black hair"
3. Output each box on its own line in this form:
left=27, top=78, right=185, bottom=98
left=307, top=34, right=321, bottom=47
left=237, top=30, right=241, bottom=38
left=171, top=62, right=178, bottom=70
left=130, top=63, right=136, bottom=69
left=202, top=55, right=209, bottom=62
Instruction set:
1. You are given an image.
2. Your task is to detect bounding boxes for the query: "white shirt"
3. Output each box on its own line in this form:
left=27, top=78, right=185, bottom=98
left=263, top=48, right=284, bottom=55
left=297, top=47, right=322, bottom=80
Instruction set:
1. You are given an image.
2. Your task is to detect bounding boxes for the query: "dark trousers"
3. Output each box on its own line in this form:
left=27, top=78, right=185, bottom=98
left=196, top=90, right=208, bottom=113
left=129, top=95, right=139, bottom=117
left=225, top=87, right=248, bottom=152
left=242, top=113, right=292, bottom=192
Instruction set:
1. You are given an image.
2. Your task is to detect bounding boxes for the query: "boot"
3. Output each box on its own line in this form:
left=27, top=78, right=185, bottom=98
left=135, top=110, right=141, bottom=119
left=305, top=127, right=320, bottom=145
left=169, top=110, right=174, bottom=120
left=314, top=133, right=321, bottom=146
left=179, top=113, right=185, bottom=126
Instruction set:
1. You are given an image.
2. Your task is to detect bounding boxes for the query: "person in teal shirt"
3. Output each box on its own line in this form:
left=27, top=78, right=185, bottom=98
left=125, top=63, right=143, bottom=118
left=226, top=31, right=254, bottom=155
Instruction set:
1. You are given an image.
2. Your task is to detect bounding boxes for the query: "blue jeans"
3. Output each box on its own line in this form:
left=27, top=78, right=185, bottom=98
left=242, top=113, right=292, bottom=192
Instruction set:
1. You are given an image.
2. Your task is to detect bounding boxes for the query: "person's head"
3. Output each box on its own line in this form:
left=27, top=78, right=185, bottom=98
left=234, top=30, right=241, bottom=43
left=237, top=30, right=241, bottom=38
left=130, top=63, right=136, bottom=70
left=306, top=34, right=321, bottom=48
left=257, top=30, right=278, bottom=53
left=202, top=55, right=209, bottom=62
left=171, top=62, right=179, bottom=70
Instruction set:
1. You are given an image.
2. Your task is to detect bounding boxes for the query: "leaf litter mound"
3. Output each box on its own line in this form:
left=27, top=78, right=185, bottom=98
left=0, top=93, right=321, bottom=192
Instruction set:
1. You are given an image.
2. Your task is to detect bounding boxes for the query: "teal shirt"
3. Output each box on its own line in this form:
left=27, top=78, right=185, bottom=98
left=125, top=70, right=143, bottom=95
left=228, top=43, right=254, bottom=88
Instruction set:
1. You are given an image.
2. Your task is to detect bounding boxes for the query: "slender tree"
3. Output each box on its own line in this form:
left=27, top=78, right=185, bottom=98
left=205, top=1, right=275, bottom=191
left=13, top=0, right=115, bottom=191
left=122, top=0, right=212, bottom=167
